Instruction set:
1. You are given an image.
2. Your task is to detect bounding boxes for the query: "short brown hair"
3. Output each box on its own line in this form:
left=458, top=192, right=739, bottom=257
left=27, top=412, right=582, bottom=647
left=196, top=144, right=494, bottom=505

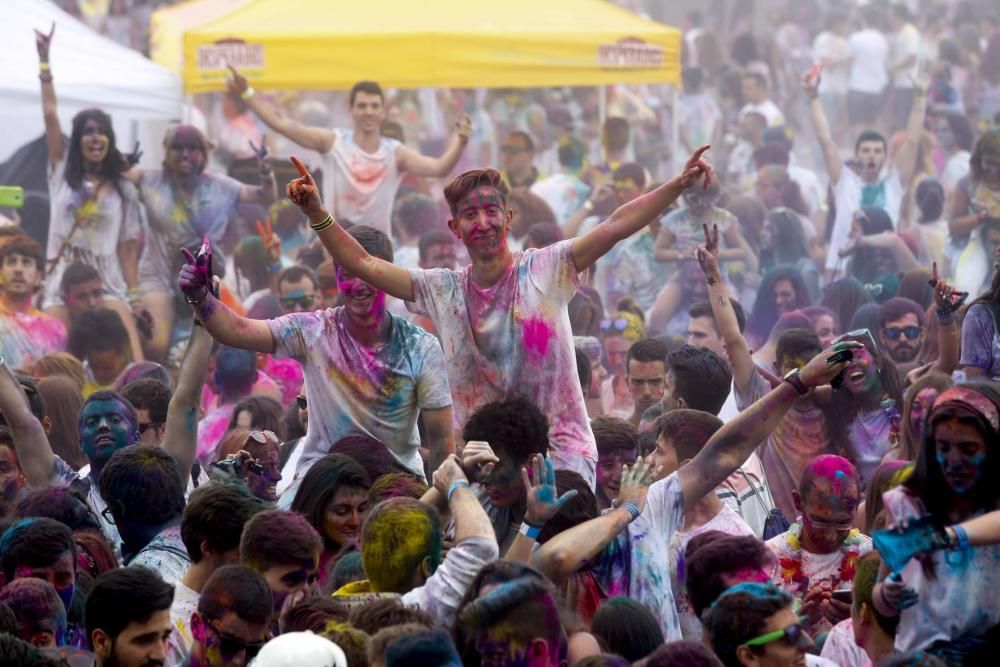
left=348, top=598, right=432, bottom=636
left=349, top=81, right=384, bottom=106
left=591, top=416, right=639, bottom=458
left=0, top=235, right=44, bottom=273
left=443, top=169, right=509, bottom=216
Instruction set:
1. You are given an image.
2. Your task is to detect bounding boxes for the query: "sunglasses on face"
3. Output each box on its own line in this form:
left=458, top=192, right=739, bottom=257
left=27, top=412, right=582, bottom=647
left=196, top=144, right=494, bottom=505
left=804, top=515, right=854, bottom=531
left=296, top=395, right=307, bottom=410
left=500, top=145, right=527, bottom=154
left=169, top=143, right=202, bottom=152
left=600, top=318, right=629, bottom=333
left=833, top=328, right=879, bottom=355
left=206, top=618, right=266, bottom=659
left=882, top=325, right=922, bottom=341
left=745, top=622, right=811, bottom=650
left=247, top=430, right=278, bottom=445
left=280, top=295, right=316, bottom=310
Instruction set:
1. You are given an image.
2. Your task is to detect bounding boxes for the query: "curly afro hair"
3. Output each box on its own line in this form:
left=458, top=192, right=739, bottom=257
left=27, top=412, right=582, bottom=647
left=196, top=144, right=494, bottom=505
left=462, top=397, right=549, bottom=466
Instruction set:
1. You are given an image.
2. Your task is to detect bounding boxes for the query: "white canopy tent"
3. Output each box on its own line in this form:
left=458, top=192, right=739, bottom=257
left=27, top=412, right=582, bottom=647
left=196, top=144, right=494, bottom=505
left=0, top=0, right=183, bottom=162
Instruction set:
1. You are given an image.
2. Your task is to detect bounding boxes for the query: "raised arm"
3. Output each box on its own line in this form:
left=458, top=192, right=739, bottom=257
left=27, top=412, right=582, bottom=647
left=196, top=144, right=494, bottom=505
left=505, top=455, right=579, bottom=563
left=928, top=266, right=962, bottom=375
left=286, top=157, right=414, bottom=301
left=36, top=24, right=66, bottom=164
left=572, top=146, right=714, bottom=272
left=178, top=245, right=275, bottom=353
left=238, top=139, right=278, bottom=205
left=531, top=459, right=655, bottom=582
left=396, top=115, right=471, bottom=178
left=433, top=456, right=495, bottom=546
left=162, top=319, right=212, bottom=484
left=0, top=360, right=54, bottom=486
left=697, top=224, right=756, bottom=391
left=802, top=70, right=841, bottom=186
left=676, top=342, right=858, bottom=513
left=893, top=75, right=929, bottom=189
left=562, top=185, right=610, bottom=240
left=226, top=66, right=335, bottom=154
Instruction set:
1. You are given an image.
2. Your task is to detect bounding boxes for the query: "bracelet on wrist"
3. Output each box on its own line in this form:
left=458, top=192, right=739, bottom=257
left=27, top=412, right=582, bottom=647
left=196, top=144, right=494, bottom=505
left=621, top=502, right=641, bottom=523
left=184, top=288, right=208, bottom=305
left=935, top=308, right=955, bottom=326
left=267, top=262, right=283, bottom=274
left=949, top=524, right=970, bottom=551
left=310, top=214, right=334, bottom=232
left=39, top=62, right=50, bottom=71
left=39, top=73, right=53, bottom=83
left=240, top=86, right=256, bottom=100
left=447, top=479, right=470, bottom=502
left=518, top=522, right=542, bottom=540
left=583, top=200, right=594, bottom=212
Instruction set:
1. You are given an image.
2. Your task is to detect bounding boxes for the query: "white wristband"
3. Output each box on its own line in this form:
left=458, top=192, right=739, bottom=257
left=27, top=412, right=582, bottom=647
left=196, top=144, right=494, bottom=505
left=240, top=86, right=256, bottom=101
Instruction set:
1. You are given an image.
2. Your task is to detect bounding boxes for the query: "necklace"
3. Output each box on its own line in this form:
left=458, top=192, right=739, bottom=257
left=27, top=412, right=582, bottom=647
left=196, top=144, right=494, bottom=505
left=777, top=522, right=864, bottom=594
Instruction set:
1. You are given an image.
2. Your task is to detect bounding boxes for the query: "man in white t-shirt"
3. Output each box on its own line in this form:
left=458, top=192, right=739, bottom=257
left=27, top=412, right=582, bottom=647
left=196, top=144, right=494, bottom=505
left=740, top=72, right=786, bottom=127
left=283, top=148, right=715, bottom=488
left=846, top=8, right=890, bottom=136
left=803, top=68, right=927, bottom=280
left=887, top=4, right=922, bottom=132
left=226, top=66, right=470, bottom=237
left=179, top=226, right=454, bottom=484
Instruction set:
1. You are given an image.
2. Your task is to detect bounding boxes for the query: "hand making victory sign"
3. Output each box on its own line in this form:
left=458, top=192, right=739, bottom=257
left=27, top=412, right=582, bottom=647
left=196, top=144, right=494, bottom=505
left=35, top=22, right=55, bottom=62
left=256, top=219, right=282, bottom=266
left=249, top=136, right=272, bottom=175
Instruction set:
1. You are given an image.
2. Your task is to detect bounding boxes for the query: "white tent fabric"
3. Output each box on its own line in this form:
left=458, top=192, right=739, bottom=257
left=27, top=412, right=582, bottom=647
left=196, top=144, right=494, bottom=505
left=0, top=0, right=182, bottom=161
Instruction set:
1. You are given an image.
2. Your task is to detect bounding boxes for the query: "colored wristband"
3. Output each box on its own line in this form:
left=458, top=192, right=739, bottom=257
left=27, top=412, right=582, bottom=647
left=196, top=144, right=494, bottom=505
left=950, top=524, right=970, bottom=551
left=240, top=86, right=256, bottom=100
left=621, top=502, right=641, bottom=522
left=583, top=200, right=594, bottom=212
left=268, top=262, right=282, bottom=274
left=447, top=479, right=469, bottom=502
left=518, top=522, right=542, bottom=540
left=39, top=62, right=50, bottom=71
left=935, top=308, right=955, bottom=326
left=310, top=214, right=334, bottom=232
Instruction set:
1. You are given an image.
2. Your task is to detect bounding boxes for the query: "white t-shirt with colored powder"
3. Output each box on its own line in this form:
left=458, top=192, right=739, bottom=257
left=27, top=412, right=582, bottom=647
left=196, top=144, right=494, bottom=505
left=408, top=240, right=597, bottom=486
left=826, top=167, right=903, bottom=272
left=268, top=308, right=452, bottom=478
left=321, top=128, right=404, bottom=236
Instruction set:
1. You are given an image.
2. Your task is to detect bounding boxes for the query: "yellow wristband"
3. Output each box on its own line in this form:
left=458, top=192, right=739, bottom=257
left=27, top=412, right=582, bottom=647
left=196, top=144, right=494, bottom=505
left=240, top=86, right=256, bottom=101
left=39, top=62, right=50, bottom=71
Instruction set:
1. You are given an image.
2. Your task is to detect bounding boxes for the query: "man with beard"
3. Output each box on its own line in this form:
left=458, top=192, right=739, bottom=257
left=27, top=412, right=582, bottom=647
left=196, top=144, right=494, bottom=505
left=86, top=567, right=173, bottom=667
left=803, top=67, right=927, bottom=281
left=0, top=235, right=66, bottom=370
left=876, top=298, right=925, bottom=365
left=282, top=148, right=715, bottom=486
left=179, top=227, right=453, bottom=489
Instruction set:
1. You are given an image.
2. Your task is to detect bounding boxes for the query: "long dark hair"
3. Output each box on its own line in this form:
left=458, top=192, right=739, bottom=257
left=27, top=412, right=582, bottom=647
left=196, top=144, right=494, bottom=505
left=761, top=208, right=810, bottom=270
left=290, top=454, right=371, bottom=550
left=904, top=383, right=1000, bottom=520
left=746, top=266, right=812, bottom=346
left=65, top=109, right=128, bottom=192
left=821, top=278, right=873, bottom=335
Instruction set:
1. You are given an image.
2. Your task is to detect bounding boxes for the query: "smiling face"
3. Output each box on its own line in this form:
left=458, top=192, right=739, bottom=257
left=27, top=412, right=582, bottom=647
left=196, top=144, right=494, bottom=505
left=842, top=345, right=881, bottom=396
left=773, top=278, right=798, bottom=315
left=0, top=253, right=41, bottom=300
left=335, top=266, right=386, bottom=327
left=351, top=91, right=385, bottom=134
left=934, top=417, right=988, bottom=494
left=165, top=132, right=205, bottom=176
left=322, top=486, right=369, bottom=549
left=596, top=450, right=633, bottom=507
left=79, top=398, right=136, bottom=465
left=79, top=118, right=110, bottom=166
left=448, top=186, right=511, bottom=260
left=855, top=140, right=887, bottom=182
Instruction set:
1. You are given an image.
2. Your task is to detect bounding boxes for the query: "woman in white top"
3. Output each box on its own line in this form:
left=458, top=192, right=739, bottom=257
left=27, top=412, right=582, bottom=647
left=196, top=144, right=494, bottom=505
left=877, top=384, right=1000, bottom=663
left=35, top=25, right=144, bottom=361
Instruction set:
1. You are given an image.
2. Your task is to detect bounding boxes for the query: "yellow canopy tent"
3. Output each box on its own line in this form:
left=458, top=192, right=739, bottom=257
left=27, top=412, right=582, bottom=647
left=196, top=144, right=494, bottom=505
left=153, top=0, right=680, bottom=94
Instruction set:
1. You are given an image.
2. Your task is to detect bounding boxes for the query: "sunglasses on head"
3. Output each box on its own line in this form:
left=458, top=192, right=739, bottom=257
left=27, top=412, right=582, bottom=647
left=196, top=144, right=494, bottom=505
left=138, top=422, right=163, bottom=435
left=280, top=294, right=316, bottom=310
left=882, top=325, right=922, bottom=341
left=206, top=618, right=266, bottom=659
left=745, top=622, right=811, bottom=650
left=600, top=318, right=629, bottom=333
left=247, top=430, right=278, bottom=445
left=833, top=328, right=879, bottom=354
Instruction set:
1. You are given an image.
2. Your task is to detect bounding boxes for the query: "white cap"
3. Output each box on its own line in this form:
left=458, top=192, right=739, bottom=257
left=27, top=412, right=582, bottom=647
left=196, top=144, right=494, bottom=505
left=250, top=632, right=347, bottom=667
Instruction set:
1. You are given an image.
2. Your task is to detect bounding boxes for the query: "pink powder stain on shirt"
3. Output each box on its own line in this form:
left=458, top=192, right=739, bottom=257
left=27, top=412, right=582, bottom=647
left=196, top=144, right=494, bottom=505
left=522, top=317, right=554, bottom=360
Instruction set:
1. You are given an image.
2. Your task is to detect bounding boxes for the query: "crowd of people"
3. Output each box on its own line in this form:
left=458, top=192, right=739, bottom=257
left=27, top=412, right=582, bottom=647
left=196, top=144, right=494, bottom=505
left=0, top=0, right=999, bottom=666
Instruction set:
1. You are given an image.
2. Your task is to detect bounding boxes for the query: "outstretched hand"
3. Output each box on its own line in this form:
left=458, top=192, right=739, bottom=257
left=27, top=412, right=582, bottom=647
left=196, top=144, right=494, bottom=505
left=124, top=142, right=143, bottom=168
left=523, top=455, right=578, bottom=526
left=35, top=22, right=55, bottom=62
left=286, top=156, right=324, bottom=218
left=454, top=114, right=473, bottom=141
left=177, top=236, right=213, bottom=304
left=678, top=145, right=714, bottom=190
left=256, top=219, right=281, bottom=265
left=801, top=65, right=822, bottom=97
left=696, top=223, right=722, bottom=282
left=249, top=137, right=271, bottom=174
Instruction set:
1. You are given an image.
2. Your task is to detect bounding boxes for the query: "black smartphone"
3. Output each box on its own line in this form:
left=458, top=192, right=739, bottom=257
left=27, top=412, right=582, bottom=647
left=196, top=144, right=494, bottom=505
left=832, top=588, right=853, bottom=603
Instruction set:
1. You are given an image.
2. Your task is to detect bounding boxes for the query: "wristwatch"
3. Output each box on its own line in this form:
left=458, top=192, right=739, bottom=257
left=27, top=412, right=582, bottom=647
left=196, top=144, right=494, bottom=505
left=783, top=369, right=809, bottom=396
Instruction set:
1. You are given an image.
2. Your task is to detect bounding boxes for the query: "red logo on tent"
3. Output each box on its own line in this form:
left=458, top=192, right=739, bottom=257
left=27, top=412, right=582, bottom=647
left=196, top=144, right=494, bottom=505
left=196, top=38, right=265, bottom=70
left=598, top=37, right=663, bottom=68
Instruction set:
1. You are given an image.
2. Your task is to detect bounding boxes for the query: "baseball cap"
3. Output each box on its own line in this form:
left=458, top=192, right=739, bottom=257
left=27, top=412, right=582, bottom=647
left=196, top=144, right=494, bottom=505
left=251, top=632, right=347, bottom=667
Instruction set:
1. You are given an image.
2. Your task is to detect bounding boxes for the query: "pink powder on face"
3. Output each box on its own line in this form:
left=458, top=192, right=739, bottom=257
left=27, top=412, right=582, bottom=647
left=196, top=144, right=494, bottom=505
left=522, top=317, right=553, bottom=359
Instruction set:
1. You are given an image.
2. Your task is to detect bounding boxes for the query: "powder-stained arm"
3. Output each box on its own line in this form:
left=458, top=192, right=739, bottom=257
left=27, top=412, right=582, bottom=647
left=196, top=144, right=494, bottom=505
left=676, top=343, right=857, bottom=514
left=187, top=293, right=275, bottom=354
left=571, top=146, right=714, bottom=272
left=0, top=360, right=53, bottom=486
left=396, top=115, right=470, bottom=177
left=286, top=157, right=415, bottom=301
left=162, top=321, right=212, bottom=485
left=420, top=406, right=454, bottom=477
